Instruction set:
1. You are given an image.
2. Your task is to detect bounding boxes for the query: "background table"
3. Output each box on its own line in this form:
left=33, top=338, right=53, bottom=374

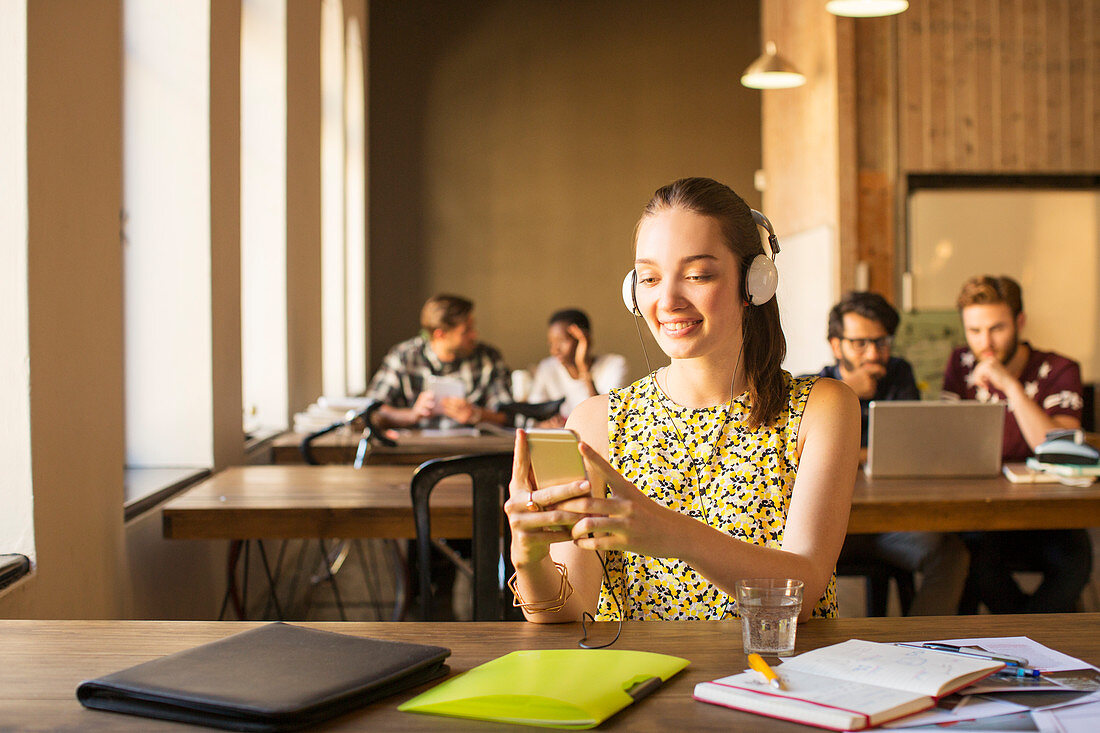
left=164, top=466, right=1100, bottom=541
left=163, top=465, right=476, bottom=540
left=271, top=429, right=514, bottom=465
left=849, top=472, right=1100, bottom=533
left=3, top=614, right=1097, bottom=731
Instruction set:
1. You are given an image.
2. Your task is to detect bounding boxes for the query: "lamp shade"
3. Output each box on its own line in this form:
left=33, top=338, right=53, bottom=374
left=825, top=0, right=909, bottom=17
left=740, top=41, right=805, bottom=90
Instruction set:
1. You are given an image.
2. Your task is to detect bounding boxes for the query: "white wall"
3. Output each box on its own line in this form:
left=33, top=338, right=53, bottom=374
left=776, top=225, right=838, bottom=377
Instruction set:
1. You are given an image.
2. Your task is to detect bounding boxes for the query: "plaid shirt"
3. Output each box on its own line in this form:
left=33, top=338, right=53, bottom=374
left=365, top=335, right=513, bottom=416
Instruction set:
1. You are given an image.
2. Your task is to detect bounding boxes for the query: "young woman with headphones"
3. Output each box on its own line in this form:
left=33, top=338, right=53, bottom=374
left=504, top=177, right=860, bottom=630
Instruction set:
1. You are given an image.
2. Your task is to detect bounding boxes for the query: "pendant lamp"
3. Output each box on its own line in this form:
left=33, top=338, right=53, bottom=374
left=825, top=0, right=909, bottom=17
left=740, top=41, right=805, bottom=90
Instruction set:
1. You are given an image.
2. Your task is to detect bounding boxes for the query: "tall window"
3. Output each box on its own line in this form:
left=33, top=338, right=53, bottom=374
left=320, top=0, right=347, bottom=397
left=0, top=0, right=34, bottom=560
left=123, top=0, right=214, bottom=468
left=320, top=7, right=367, bottom=398
left=240, top=0, right=289, bottom=432
left=344, top=20, right=367, bottom=394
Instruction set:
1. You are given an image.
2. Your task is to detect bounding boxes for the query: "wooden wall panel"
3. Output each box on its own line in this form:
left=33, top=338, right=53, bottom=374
left=855, top=16, right=898, bottom=301
left=899, top=0, right=1099, bottom=173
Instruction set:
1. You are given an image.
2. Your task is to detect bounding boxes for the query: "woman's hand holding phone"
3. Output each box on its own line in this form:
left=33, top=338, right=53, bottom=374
left=505, top=430, right=596, bottom=567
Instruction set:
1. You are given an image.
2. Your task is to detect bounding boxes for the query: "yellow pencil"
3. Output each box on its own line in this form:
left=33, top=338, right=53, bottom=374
left=747, top=653, right=785, bottom=690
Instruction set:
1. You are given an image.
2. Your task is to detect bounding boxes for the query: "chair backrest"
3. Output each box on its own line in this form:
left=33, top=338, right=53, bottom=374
left=299, top=400, right=394, bottom=466
left=410, top=451, right=517, bottom=621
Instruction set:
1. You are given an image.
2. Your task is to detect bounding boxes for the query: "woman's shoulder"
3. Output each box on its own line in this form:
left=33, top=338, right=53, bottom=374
left=801, top=376, right=859, bottom=426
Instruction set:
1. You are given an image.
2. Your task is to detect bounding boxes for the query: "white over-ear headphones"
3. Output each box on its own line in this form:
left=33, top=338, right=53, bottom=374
left=622, top=209, right=781, bottom=316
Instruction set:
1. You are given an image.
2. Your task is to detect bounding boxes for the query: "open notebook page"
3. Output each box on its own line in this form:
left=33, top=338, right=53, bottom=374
left=778, top=640, right=1001, bottom=698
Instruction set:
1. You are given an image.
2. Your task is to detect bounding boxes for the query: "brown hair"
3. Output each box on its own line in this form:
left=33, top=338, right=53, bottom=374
left=636, top=177, right=787, bottom=428
left=420, top=294, right=474, bottom=333
left=828, top=291, right=900, bottom=340
left=955, top=276, right=1023, bottom=319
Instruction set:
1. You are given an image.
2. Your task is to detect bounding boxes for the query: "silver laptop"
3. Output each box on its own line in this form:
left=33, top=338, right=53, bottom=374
left=866, top=401, right=1006, bottom=478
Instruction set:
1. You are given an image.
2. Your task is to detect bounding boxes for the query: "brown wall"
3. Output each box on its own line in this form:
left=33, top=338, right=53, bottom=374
left=368, top=0, right=762, bottom=377
left=823, top=0, right=1100, bottom=299
left=898, top=0, right=1100, bottom=174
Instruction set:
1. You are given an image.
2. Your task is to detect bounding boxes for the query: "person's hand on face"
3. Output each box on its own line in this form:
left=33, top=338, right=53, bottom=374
left=972, top=356, right=1015, bottom=394
left=567, top=324, right=590, bottom=377
left=843, top=362, right=887, bottom=399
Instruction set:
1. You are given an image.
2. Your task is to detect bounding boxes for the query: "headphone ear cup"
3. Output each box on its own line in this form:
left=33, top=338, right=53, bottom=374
left=744, top=254, right=778, bottom=305
left=621, top=271, right=642, bottom=316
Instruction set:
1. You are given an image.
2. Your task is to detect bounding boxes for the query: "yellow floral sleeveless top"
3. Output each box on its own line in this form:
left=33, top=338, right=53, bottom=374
left=596, top=370, right=838, bottom=621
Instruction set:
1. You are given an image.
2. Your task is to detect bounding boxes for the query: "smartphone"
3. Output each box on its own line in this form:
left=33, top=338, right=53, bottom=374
left=526, top=428, right=588, bottom=491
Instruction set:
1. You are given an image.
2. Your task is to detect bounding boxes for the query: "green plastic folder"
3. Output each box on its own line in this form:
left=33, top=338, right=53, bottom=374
left=398, top=649, right=689, bottom=729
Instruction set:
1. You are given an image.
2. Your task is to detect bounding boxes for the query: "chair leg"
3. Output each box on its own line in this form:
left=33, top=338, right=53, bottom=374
left=388, top=540, right=409, bottom=622
left=895, top=572, right=916, bottom=617
left=866, top=574, right=889, bottom=617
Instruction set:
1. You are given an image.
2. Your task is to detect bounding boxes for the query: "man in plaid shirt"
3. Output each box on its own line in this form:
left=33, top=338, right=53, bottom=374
left=366, top=294, right=513, bottom=429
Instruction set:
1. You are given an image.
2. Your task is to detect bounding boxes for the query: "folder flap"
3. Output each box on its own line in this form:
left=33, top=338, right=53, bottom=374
left=399, top=649, right=688, bottom=728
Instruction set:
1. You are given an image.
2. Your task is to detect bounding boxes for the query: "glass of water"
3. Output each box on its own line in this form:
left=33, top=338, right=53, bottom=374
left=736, top=578, right=804, bottom=657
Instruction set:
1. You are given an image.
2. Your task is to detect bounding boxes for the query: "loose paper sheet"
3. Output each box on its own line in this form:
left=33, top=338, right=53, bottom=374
left=905, top=637, right=1094, bottom=673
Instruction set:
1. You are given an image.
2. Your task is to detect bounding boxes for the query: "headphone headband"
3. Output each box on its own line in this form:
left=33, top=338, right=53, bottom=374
left=751, top=209, right=780, bottom=259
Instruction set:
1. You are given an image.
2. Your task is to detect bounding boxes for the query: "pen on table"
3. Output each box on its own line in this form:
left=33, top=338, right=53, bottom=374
left=918, top=643, right=1029, bottom=667
left=994, top=666, right=1042, bottom=678
left=747, top=653, right=785, bottom=690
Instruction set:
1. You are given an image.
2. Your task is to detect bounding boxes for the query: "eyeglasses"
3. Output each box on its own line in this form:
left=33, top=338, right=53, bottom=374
left=840, top=336, right=893, bottom=351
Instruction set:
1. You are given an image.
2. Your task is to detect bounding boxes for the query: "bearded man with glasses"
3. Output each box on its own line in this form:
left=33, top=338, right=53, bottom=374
left=817, top=291, right=919, bottom=440
left=812, top=291, right=969, bottom=617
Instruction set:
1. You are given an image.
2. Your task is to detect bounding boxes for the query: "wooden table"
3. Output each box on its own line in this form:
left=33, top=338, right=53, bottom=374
left=848, top=471, right=1100, bottom=533
left=271, top=429, right=515, bottom=465
left=163, top=465, right=475, bottom=540
left=3, top=614, right=1098, bottom=731
left=163, top=465, right=1100, bottom=541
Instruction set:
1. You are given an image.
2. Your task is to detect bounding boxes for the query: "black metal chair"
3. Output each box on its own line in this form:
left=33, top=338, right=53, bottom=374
left=299, top=400, right=395, bottom=468
left=411, top=451, right=520, bottom=621
left=280, top=400, right=405, bottom=621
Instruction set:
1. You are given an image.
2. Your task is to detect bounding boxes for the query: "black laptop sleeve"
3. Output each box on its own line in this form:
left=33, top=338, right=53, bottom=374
left=76, top=622, right=450, bottom=732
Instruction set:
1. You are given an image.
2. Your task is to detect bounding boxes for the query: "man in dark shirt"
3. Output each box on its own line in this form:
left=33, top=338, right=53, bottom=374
left=944, top=275, right=1091, bottom=613
left=816, top=292, right=969, bottom=616
left=816, top=292, right=921, bottom=444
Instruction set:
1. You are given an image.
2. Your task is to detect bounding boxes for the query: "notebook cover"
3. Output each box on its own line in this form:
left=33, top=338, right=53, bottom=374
left=398, top=648, right=688, bottom=729
left=76, top=622, right=450, bottom=732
